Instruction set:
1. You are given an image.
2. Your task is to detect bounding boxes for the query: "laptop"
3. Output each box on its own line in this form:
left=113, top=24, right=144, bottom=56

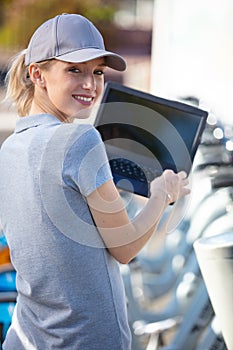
left=94, top=82, right=208, bottom=197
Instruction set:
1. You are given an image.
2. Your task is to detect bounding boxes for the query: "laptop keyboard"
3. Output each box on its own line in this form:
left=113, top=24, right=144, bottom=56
left=109, top=158, right=158, bottom=183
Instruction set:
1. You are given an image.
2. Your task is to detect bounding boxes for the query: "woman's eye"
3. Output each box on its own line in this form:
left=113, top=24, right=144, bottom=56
left=69, top=67, right=80, bottom=73
left=94, top=70, right=104, bottom=76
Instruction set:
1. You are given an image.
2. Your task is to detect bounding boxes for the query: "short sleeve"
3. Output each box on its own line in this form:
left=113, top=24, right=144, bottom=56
left=62, top=124, right=113, bottom=196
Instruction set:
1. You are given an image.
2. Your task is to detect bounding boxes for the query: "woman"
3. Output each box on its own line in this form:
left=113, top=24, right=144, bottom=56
left=0, top=13, right=190, bottom=350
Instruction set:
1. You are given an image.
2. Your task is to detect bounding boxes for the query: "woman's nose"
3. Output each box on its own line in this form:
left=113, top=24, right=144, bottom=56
left=81, top=74, right=96, bottom=91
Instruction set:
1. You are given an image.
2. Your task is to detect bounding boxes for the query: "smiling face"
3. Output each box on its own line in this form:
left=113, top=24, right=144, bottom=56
left=29, top=58, right=106, bottom=121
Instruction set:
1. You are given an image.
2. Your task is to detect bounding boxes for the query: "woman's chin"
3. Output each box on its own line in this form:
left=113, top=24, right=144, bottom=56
left=72, top=107, right=93, bottom=120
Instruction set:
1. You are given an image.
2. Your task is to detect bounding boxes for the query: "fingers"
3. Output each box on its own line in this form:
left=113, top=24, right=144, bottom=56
left=158, top=169, right=190, bottom=203
left=164, top=169, right=187, bottom=180
left=178, top=171, right=188, bottom=179
left=178, top=171, right=189, bottom=187
left=150, top=169, right=191, bottom=204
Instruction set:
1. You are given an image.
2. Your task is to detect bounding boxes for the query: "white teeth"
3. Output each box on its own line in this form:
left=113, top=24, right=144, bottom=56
left=74, top=95, right=92, bottom=102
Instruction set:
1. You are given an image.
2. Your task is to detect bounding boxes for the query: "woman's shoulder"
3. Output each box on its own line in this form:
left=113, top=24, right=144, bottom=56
left=65, top=122, right=102, bottom=145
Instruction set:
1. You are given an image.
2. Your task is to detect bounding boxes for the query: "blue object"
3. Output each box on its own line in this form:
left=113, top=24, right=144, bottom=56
left=0, top=233, right=8, bottom=248
left=0, top=302, right=15, bottom=342
left=0, top=272, right=16, bottom=292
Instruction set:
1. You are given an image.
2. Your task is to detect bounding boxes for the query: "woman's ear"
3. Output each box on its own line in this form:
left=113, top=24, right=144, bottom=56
left=29, top=63, right=46, bottom=88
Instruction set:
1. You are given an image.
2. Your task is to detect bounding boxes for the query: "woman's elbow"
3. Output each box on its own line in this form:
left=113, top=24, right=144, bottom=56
left=107, top=248, right=134, bottom=264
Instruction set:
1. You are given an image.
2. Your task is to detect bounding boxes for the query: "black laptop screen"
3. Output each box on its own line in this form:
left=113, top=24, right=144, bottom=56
left=94, top=82, right=208, bottom=196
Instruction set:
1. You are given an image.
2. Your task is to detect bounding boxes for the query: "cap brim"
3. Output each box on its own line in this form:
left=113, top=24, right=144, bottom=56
left=55, top=48, right=126, bottom=71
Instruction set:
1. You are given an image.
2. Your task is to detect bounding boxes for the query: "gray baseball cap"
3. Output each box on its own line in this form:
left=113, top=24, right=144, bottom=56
left=25, top=13, right=126, bottom=71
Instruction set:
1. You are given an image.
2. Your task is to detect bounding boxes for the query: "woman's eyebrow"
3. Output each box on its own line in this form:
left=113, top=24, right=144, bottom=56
left=97, top=63, right=107, bottom=67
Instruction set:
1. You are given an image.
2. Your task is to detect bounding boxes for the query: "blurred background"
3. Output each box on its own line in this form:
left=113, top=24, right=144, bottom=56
left=1, top=0, right=233, bottom=132
left=0, top=0, right=233, bottom=138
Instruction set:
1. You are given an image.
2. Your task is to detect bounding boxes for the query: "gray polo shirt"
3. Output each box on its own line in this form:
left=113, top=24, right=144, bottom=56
left=0, top=114, right=131, bottom=350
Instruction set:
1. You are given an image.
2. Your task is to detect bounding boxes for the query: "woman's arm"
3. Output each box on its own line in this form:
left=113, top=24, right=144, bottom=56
left=86, top=169, right=190, bottom=264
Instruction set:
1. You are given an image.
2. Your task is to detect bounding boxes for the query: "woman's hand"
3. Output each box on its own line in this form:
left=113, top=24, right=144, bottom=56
left=150, top=169, right=190, bottom=205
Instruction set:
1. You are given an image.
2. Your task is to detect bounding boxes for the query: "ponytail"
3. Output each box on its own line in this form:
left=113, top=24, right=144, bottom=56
left=5, top=50, right=34, bottom=117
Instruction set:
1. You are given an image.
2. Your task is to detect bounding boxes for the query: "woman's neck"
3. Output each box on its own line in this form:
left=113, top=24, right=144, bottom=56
left=29, top=97, right=70, bottom=123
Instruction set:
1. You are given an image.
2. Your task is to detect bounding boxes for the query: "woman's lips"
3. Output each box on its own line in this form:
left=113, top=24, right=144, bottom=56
left=72, top=94, right=94, bottom=106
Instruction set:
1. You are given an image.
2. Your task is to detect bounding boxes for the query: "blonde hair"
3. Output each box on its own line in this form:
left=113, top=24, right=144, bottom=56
left=5, top=50, right=52, bottom=117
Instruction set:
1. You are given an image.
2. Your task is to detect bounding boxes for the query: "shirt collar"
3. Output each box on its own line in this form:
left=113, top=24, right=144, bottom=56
left=15, top=114, right=62, bottom=133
